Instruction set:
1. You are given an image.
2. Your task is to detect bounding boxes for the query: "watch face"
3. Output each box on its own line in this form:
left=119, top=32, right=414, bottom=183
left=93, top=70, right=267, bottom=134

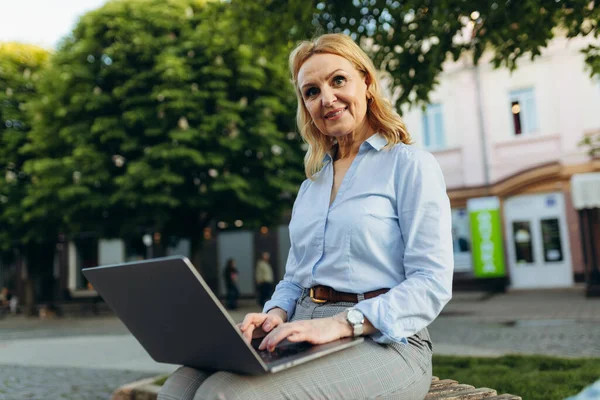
left=347, top=309, right=364, bottom=324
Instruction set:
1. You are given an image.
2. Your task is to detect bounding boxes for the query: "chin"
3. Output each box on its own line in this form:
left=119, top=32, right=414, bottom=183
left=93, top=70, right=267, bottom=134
left=323, top=129, right=353, bottom=138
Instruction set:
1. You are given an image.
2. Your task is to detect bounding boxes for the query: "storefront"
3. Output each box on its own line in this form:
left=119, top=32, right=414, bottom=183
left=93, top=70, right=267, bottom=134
left=446, top=161, right=598, bottom=291
left=502, top=192, right=573, bottom=289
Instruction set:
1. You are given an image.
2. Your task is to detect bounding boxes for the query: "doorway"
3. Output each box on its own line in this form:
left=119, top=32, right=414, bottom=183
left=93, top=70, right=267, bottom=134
left=503, top=192, right=573, bottom=288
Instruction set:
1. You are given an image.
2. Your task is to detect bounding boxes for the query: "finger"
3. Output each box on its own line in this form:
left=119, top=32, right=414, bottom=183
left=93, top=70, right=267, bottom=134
left=239, top=317, right=250, bottom=331
left=258, top=326, right=286, bottom=351
left=242, top=324, right=255, bottom=344
left=258, top=336, right=268, bottom=351
left=257, top=326, right=290, bottom=351
left=286, top=332, right=307, bottom=343
left=264, top=324, right=302, bottom=352
left=262, top=315, right=282, bottom=333
left=240, top=313, right=260, bottom=331
left=240, top=313, right=265, bottom=331
left=240, top=314, right=258, bottom=331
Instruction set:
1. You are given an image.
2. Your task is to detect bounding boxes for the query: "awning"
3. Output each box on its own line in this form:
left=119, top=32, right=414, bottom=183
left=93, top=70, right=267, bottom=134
left=571, top=172, right=600, bottom=210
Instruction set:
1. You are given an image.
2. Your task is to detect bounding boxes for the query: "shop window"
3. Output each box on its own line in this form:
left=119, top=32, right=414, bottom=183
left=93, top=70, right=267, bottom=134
left=513, top=221, right=534, bottom=264
left=541, top=218, right=564, bottom=262
left=452, top=208, right=472, bottom=272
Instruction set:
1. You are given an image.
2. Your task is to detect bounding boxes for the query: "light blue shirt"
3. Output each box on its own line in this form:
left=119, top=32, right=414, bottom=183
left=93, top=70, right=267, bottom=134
left=263, top=133, right=454, bottom=344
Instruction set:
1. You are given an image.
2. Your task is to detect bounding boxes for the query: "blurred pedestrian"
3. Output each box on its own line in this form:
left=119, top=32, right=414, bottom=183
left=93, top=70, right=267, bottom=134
left=0, top=287, right=9, bottom=317
left=255, top=252, right=274, bottom=307
left=223, top=258, right=239, bottom=310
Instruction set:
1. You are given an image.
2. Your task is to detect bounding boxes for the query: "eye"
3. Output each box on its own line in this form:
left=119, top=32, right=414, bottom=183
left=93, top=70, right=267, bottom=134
left=332, top=75, right=346, bottom=86
left=304, top=87, right=319, bottom=98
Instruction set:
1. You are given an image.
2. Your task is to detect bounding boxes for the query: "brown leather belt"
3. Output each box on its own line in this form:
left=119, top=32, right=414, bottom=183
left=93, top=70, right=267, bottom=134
left=309, top=285, right=389, bottom=304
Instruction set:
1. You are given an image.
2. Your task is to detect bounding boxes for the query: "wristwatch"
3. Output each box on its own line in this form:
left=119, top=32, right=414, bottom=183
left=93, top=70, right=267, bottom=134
left=346, top=308, right=364, bottom=337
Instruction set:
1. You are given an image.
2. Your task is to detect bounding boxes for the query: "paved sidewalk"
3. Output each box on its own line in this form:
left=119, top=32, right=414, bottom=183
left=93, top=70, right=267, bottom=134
left=441, top=286, right=600, bottom=323
left=228, top=287, right=600, bottom=323
left=0, top=288, right=598, bottom=399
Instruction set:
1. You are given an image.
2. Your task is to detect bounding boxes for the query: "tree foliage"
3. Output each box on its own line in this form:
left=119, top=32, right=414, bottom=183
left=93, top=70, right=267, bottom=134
left=0, top=43, right=50, bottom=253
left=23, top=0, right=305, bottom=247
left=231, top=0, right=600, bottom=112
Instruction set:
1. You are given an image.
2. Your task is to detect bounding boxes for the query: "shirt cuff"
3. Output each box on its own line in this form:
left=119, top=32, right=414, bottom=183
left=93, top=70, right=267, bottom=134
left=368, top=330, right=409, bottom=345
left=354, top=298, right=408, bottom=344
left=263, top=298, right=296, bottom=319
left=262, top=281, right=303, bottom=319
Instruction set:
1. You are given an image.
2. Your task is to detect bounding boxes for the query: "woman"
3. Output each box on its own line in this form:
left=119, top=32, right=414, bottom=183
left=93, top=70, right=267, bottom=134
left=159, top=33, right=453, bottom=400
left=223, top=258, right=240, bottom=310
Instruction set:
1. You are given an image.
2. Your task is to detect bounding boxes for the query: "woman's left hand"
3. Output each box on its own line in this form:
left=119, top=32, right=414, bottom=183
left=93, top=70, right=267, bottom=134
left=258, top=314, right=352, bottom=352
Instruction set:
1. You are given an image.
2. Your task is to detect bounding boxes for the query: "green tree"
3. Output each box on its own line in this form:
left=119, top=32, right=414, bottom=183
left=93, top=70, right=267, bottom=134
left=24, top=0, right=304, bottom=276
left=0, top=42, right=53, bottom=315
left=234, top=0, right=600, bottom=155
left=231, top=0, right=599, bottom=111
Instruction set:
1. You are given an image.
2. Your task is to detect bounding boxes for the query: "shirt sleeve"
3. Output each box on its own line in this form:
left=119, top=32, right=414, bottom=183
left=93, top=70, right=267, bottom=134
left=262, top=179, right=310, bottom=319
left=354, top=150, right=454, bottom=344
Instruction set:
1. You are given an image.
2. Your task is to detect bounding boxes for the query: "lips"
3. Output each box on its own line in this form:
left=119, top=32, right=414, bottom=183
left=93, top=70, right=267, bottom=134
left=324, top=107, right=347, bottom=119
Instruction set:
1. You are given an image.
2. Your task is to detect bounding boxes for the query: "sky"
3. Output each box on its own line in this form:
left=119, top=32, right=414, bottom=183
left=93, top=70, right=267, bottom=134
left=0, top=0, right=109, bottom=49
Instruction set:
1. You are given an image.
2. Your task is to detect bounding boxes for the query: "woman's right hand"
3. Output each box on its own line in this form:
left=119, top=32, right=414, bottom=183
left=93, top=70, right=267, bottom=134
left=238, top=308, right=286, bottom=344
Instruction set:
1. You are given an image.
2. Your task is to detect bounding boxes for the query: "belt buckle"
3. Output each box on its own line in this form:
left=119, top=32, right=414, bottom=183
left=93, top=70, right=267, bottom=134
left=309, top=287, right=327, bottom=304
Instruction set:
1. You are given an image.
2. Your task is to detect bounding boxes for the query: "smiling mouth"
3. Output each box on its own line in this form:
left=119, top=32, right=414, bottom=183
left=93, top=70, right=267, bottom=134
left=324, top=107, right=347, bottom=119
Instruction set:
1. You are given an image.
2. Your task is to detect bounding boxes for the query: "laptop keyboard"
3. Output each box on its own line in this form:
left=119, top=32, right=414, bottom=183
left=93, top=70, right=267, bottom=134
left=254, top=341, right=313, bottom=363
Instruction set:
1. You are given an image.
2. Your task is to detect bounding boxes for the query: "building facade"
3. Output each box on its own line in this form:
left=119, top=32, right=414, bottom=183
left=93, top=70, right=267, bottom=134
left=401, top=34, right=600, bottom=290
left=4, top=35, right=600, bottom=308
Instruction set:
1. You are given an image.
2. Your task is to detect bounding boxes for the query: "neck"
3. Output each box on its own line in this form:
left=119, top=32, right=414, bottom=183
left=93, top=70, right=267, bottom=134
left=335, top=127, right=374, bottom=160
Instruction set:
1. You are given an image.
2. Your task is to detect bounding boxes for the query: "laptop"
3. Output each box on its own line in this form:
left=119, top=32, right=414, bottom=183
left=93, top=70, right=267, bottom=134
left=82, top=256, right=363, bottom=375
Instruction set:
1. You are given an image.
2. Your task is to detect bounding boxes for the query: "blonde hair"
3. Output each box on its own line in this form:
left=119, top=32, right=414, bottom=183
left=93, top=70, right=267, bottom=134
left=289, top=33, right=411, bottom=179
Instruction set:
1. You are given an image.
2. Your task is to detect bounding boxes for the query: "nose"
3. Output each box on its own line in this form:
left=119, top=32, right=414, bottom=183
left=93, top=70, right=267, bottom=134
left=321, top=87, right=337, bottom=107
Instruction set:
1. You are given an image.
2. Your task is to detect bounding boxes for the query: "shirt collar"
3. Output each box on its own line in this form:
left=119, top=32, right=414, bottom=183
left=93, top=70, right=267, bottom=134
left=364, top=133, right=388, bottom=151
left=323, top=146, right=335, bottom=162
left=322, top=133, right=388, bottom=163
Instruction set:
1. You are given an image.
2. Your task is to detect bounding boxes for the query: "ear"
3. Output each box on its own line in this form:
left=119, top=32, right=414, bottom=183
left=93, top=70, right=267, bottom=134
left=363, top=72, right=372, bottom=87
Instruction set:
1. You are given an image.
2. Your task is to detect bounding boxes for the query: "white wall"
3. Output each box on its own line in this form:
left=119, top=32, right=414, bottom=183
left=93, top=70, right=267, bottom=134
left=401, top=34, right=600, bottom=186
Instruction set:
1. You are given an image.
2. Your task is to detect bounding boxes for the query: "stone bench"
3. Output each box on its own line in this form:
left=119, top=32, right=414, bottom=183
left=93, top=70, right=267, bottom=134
left=112, top=375, right=522, bottom=400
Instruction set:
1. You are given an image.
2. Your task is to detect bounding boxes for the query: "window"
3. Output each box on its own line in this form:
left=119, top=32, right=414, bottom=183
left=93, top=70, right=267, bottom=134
left=513, top=221, right=534, bottom=264
left=541, top=218, right=563, bottom=262
left=509, top=88, right=538, bottom=135
left=422, top=104, right=445, bottom=150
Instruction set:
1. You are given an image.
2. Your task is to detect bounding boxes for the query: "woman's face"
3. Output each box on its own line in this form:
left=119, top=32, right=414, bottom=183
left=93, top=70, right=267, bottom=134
left=297, top=53, right=370, bottom=139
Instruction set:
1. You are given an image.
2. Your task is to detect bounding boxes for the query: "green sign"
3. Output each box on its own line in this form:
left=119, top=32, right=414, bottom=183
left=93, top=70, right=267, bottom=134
left=467, top=197, right=506, bottom=278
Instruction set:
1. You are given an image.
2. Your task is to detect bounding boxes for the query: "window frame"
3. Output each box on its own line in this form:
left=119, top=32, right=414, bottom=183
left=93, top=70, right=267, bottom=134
left=421, top=103, right=446, bottom=151
left=509, top=88, right=538, bottom=136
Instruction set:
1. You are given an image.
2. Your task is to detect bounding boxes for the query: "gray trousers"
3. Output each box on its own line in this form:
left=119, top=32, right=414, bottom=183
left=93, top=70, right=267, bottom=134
left=158, top=294, right=433, bottom=400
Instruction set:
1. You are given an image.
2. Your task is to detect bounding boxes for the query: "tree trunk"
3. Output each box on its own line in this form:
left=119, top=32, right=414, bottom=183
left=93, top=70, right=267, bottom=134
left=23, top=242, right=56, bottom=317
left=23, top=277, right=36, bottom=317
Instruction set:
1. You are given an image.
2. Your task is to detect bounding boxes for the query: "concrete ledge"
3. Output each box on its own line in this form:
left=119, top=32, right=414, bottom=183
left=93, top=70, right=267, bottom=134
left=112, top=375, right=164, bottom=400
left=114, top=375, right=521, bottom=400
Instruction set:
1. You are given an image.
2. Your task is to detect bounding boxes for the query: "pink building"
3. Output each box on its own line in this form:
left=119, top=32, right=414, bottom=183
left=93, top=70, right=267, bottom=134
left=401, top=34, right=600, bottom=291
